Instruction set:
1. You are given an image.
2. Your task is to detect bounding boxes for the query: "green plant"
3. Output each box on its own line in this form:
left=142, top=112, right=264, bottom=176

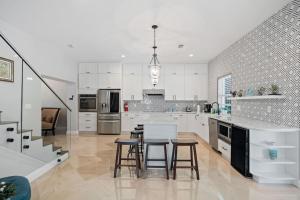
left=0, top=182, right=16, bottom=199
left=270, top=84, right=279, bottom=95
left=257, top=87, right=266, bottom=96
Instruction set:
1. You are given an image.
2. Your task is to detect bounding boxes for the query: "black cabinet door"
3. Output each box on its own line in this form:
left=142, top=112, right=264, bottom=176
left=231, top=125, right=251, bottom=177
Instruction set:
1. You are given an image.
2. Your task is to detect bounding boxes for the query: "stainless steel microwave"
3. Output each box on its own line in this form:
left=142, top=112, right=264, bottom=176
left=79, top=94, right=97, bottom=112
left=218, top=122, right=232, bottom=144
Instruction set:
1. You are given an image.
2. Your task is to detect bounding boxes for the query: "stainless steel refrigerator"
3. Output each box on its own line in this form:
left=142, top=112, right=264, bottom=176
left=97, top=89, right=121, bottom=134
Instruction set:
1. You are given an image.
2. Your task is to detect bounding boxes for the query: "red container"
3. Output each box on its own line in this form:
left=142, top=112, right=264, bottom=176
left=124, top=102, right=129, bottom=112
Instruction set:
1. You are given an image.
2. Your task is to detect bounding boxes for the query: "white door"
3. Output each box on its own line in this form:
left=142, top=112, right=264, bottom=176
left=98, top=74, right=121, bottom=89
left=79, top=74, right=98, bottom=89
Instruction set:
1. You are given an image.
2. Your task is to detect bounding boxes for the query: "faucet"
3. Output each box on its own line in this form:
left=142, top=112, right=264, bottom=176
left=211, top=102, right=220, bottom=115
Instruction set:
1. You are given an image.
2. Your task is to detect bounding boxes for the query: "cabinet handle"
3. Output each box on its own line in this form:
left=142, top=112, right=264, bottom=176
left=172, top=73, right=176, bottom=75
left=107, top=72, right=111, bottom=74
left=86, top=72, right=90, bottom=74
left=132, top=95, right=134, bottom=100
left=175, top=95, right=176, bottom=100
left=194, top=73, right=199, bottom=75
left=130, top=73, right=135, bottom=75
left=86, top=120, right=91, bottom=122
left=222, top=147, right=228, bottom=151
left=86, top=86, right=90, bottom=88
left=86, top=126, right=91, bottom=128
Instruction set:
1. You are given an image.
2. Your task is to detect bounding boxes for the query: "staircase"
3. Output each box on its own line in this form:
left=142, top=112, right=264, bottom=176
left=0, top=120, right=68, bottom=162
left=0, top=32, right=71, bottom=181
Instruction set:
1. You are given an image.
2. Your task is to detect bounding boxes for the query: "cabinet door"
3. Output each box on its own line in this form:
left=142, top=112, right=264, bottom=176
left=165, top=74, right=184, bottom=100
left=185, top=73, right=201, bottom=100
left=79, top=74, right=98, bottom=89
left=173, top=114, right=187, bottom=132
left=99, top=63, right=121, bottom=74
left=79, top=63, right=98, bottom=74
left=185, top=64, right=208, bottom=100
left=123, top=74, right=142, bottom=100
left=98, top=74, right=121, bottom=89
left=142, top=65, right=165, bottom=89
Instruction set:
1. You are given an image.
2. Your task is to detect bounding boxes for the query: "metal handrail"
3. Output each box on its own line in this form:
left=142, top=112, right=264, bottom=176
left=0, top=32, right=72, bottom=111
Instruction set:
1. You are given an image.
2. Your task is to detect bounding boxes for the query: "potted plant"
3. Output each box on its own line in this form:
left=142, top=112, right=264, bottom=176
left=237, top=90, right=243, bottom=97
left=269, top=84, right=280, bottom=95
left=257, top=87, right=266, bottom=96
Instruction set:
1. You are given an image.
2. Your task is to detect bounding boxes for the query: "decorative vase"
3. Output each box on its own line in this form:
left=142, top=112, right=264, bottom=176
left=269, top=148, right=278, bottom=160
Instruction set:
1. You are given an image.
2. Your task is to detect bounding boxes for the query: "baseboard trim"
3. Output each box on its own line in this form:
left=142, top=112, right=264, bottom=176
left=26, top=153, right=69, bottom=182
left=67, top=130, right=79, bottom=135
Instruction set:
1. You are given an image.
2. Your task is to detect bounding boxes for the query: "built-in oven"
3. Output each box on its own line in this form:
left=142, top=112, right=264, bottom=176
left=79, top=94, right=97, bottom=112
left=218, top=122, right=232, bottom=144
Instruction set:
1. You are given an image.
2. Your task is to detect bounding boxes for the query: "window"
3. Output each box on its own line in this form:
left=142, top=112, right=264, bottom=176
left=218, top=74, right=232, bottom=114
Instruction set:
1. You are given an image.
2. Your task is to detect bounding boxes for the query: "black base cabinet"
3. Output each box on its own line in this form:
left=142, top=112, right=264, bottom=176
left=231, top=125, right=252, bottom=178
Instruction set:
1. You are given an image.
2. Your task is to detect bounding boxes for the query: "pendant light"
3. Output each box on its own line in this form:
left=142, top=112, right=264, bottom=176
left=148, top=25, right=161, bottom=87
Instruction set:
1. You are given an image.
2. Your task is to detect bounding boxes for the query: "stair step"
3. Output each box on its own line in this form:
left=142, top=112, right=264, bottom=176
left=31, top=136, right=42, bottom=141
left=53, top=146, right=62, bottom=152
left=17, top=129, right=32, bottom=134
left=57, top=150, right=68, bottom=156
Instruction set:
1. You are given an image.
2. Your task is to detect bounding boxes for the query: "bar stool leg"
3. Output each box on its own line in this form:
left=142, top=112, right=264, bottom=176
left=114, top=144, right=120, bottom=178
left=163, top=144, right=169, bottom=180
left=173, top=145, right=178, bottom=180
left=170, top=145, right=175, bottom=170
left=135, top=144, right=140, bottom=178
left=190, top=145, right=194, bottom=171
left=118, top=144, right=122, bottom=169
left=145, top=144, right=149, bottom=170
left=192, top=144, right=200, bottom=180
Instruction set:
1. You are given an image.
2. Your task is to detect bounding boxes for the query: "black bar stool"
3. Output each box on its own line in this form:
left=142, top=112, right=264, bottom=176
left=128, top=130, right=144, bottom=159
left=170, top=139, right=200, bottom=180
left=114, top=138, right=141, bottom=178
left=144, top=139, right=170, bottom=179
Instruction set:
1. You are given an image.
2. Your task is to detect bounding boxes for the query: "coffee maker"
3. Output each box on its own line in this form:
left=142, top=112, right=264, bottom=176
left=204, top=103, right=212, bottom=113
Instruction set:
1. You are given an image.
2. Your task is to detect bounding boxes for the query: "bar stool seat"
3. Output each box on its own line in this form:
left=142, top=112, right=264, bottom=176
left=128, top=130, right=144, bottom=159
left=144, top=139, right=169, bottom=179
left=114, top=138, right=141, bottom=178
left=170, top=139, right=200, bottom=180
left=134, top=126, right=144, bottom=131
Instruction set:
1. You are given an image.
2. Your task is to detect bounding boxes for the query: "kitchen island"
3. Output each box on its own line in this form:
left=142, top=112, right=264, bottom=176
left=138, top=118, right=177, bottom=168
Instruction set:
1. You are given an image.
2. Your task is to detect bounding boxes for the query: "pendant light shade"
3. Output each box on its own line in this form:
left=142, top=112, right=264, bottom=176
left=148, top=25, right=161, bottom=87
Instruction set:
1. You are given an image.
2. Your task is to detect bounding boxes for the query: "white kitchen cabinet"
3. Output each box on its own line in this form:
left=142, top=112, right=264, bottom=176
left=98, top=73, right=121, bottom=89
left=98, top=63, right=122, bottom=74
left=186, top=113, right=209, bottom=143
left=123, top=64, right=143, bottom=100
left=164, top=64, right=185, bottom=100
left=79, top=74, right=98, bottom=94
left=121, top=113, right=142, bottom=132
left=142, top=65, right=165, bottom=89
left=79, top=112, right=97, bottom=132
left=171, top=114, right=187, bottom=132
left=218, top=139, right=231, bottom=161
left=198, top=114, right=209, bottom=143
left=184, top=64, right=208, bottom=100
left=79, top=63, right=98, bottom=74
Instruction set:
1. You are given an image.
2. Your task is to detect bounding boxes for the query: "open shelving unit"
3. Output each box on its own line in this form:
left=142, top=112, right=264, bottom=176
left=249, top=129, right=299, bottom=185
left=228, top=95, right=286, bottom=100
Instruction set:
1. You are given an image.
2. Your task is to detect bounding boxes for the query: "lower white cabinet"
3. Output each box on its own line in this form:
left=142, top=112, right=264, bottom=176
left=186, top=113, right=209, bottom=143
left=218, top=139, right=231, bottom=161
left=79, top=112, right=97, bottom=132
left=170, top=114, right=187, bottom=132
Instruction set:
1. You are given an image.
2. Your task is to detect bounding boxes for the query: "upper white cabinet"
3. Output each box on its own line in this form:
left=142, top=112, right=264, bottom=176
left=98, top=63, right=122, bottom=89
left=78, top=74, right=98, bottom=94
left=164, top=64, right=185, bottom=100
left=79, top=63, right=98, bottom=74
left=122, top=64, right=143, bottom=100
left=98, top=63, right=122, bottom=74
left=184, top=64, right=208, bottom=100
left=142, top=65, right=165, bottom=89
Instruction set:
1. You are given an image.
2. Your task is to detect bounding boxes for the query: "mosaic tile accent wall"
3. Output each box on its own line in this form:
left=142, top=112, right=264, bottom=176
left=126, top=96, right=206, bottom=112
left=208, top=0, right=300, bottom=127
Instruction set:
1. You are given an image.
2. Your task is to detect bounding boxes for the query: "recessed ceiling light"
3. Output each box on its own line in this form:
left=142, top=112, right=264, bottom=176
left=121, top=54, right=126, bottom=58
left=189, top=54, right=194, bottom=57
left=67, top=44, right=74, bottom=48
left=26, top=77, right=33, bottom=81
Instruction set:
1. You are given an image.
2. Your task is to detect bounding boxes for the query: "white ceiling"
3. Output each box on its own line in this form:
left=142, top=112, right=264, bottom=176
left=0, top=0, right=291, bottom=63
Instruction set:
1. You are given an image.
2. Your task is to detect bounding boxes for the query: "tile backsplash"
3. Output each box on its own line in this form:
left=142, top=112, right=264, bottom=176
left=125, top=95, right=206, bottom=112
left=208, top=0, right=300, bottom=127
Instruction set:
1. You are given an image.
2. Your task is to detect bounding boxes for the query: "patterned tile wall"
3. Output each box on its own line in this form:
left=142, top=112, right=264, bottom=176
left=208, top=0, right=300, bottom=127
left=126, top=96, right=206, bottom=112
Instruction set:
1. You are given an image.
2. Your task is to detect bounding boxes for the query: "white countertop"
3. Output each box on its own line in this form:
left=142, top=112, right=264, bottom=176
left=209, top=115, right=300, bottom=132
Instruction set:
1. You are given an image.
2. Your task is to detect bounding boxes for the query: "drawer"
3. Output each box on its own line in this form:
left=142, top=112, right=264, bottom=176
left=218, top=139, right=231, bottom=161
left=79, top=122, right=97, bottom=131
left=79, top=117, right=97, bottom=124
left=79, top=112, right=97, bottom=117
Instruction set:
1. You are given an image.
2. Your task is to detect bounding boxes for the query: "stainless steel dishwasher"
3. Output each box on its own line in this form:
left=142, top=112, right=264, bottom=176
left=209, top=118, right=218, bottom=151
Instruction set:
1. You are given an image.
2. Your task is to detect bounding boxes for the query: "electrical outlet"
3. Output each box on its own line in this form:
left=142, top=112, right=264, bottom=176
left=237, top=105, right=241, bottom=111
left=267, top=106, right=272, bottom=113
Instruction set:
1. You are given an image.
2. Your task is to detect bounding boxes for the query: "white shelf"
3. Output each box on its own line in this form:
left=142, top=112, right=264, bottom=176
left=251, top=171, right=296, bottom=181
left=250, top=142, right=296, bottom=149
left=251, top=157, right=296, bottom=165
left=228, top=95, right=286, bottom=100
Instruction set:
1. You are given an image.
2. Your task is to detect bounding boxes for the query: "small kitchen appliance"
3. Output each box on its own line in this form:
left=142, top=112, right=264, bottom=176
left=204, top=103, right=212, bottom=113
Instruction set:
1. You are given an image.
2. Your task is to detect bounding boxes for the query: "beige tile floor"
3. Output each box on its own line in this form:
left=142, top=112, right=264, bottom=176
left=31, top=133, right=300, bottom=200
